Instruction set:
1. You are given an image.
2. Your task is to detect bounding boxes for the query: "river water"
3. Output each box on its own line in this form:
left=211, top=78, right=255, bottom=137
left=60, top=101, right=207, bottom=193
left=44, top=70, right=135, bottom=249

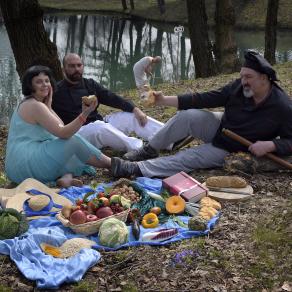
left=0, top=14, right=292, bottom=125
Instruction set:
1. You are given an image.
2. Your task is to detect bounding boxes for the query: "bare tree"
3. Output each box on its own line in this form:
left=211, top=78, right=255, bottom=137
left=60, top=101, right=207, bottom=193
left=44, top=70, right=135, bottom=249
left=214, top=0, right=239, bottom=73
left=264, top=0, right=279, bottom=65
left=121, top=0, right=127, bottom=10
left=130, top=0, right=135, bottom=10
left=78, top=16, right=88, bottom=57
left=186, top=0, right=216, bottom=78
left=133, top=21, right=144, bottom=61
left=0, top=0, right=62, bottom=80
left=157, top=0, right=166, bottom=14
left=180, top=35, right=186, bottom=79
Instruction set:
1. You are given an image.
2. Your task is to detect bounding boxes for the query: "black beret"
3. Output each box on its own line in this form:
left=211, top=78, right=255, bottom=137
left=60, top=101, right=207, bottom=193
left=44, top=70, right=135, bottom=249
left=243, top=50, right=279, bottom=81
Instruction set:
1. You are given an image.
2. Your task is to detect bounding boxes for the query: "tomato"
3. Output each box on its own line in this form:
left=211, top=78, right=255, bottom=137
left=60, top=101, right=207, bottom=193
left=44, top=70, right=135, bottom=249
left=87, top=201, right=97, bottom=213
left=75, top=198, right=83, bottom=206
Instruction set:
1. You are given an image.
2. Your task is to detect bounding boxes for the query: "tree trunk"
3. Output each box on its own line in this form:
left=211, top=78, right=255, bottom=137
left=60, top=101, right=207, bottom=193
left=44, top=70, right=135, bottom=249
left=115, top=19, right=126, bottom=62
left=264, top=0, right=279, bottom=65
left=0, top=0, right=62, bottom=80
left=180, top=35, right=186, bottom=80
left=157, top=0, right=166, bottom=14
left=130, top=0, right=135, bottom=10
left=78, top=16, right=88, bottom=57
left=121, top=0, right=127, bottom=10
left=186, top=0, right=216, bottom=78
left=110, top=19, right=119, bottom=90
left=133, top=21, right=144, bottom=61
left=153, top=29, right=163, bottom=81
left=214, top=0, right=239, bottom=73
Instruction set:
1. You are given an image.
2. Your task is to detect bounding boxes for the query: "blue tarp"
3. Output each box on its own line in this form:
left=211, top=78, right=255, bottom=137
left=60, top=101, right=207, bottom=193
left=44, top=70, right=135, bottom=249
left=0, top=178, right=219, bottom=289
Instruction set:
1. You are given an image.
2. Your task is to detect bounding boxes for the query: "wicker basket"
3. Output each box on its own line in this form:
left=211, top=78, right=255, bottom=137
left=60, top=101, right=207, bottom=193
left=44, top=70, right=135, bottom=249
left=56, top=209, right=130, bottom=236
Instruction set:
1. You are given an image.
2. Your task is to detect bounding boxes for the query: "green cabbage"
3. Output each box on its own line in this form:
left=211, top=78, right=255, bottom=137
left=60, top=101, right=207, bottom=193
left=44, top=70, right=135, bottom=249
left=0, top=208, right=29, bottom=240
left=98, top=218, right=128, bottom=248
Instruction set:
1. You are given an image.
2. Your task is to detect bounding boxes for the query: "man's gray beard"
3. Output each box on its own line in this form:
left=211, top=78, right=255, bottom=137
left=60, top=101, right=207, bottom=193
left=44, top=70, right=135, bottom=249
left=243, top=87, right=254, bottom=98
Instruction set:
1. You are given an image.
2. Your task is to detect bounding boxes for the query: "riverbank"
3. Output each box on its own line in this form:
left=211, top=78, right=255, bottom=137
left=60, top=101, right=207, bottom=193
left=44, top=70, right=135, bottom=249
left=39, top=0, right=292, bottom=29
left=0, top=63, right=292, bottom=291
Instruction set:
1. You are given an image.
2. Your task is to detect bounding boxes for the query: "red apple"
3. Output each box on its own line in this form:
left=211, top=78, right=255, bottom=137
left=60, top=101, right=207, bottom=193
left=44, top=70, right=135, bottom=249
left=69, top=210, right=87, bottom=225
left=86, top=214, right=98, bottom=222
left=96, top=206, right=113, bottom=219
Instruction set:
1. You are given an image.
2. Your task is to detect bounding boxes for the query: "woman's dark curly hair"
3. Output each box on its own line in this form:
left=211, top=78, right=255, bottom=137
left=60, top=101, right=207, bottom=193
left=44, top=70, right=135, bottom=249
left=21, top=65, right=56, bottom=97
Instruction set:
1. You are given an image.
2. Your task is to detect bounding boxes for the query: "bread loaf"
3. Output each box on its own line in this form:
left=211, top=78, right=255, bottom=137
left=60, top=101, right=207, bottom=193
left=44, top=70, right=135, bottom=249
left=143, top=90, right=155, bottom=107
left=206, top=176, right=247, bottom=188
left=200, top=197, right=221, bottom=210
left=81, top=95, right=97, bottom=106
left=199, top=206, right=218, bottom=220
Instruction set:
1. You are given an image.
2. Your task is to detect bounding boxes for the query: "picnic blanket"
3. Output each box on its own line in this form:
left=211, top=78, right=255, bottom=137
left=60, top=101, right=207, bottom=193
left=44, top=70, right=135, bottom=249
left=0, top=177, right=220, bottom=289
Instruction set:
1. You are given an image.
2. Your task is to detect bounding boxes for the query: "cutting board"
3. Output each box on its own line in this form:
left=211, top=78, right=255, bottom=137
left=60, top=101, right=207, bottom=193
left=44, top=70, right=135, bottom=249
left=202, top=183, right=254, bottom=202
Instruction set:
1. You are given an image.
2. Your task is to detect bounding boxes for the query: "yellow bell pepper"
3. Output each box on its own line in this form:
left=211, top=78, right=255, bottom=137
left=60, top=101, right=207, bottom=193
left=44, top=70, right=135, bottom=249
left=142, top=213, right=159, bottom=228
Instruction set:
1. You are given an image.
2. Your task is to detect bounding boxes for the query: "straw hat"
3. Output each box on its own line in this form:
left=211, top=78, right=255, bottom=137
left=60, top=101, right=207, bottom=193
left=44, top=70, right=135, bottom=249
left=0, top=178, right=72, bottom=219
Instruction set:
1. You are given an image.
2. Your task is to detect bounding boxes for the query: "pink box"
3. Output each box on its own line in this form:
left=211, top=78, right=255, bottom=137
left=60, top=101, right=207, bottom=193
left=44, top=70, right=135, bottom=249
left=162, top=171, right=208, bottom=203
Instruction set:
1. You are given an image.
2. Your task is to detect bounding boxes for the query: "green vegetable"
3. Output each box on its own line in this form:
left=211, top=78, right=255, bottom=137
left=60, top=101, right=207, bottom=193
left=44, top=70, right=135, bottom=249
left=171, top=215, right=188, bottom=228
left=188, top=215, right=208, bottom=231
left=0, top=208, right=29, bottom=240
left=98, top=218, right=128, bottom=248
left=120, top=196, right=131, bottom=209
left=147, top=191, right=165, bottom=202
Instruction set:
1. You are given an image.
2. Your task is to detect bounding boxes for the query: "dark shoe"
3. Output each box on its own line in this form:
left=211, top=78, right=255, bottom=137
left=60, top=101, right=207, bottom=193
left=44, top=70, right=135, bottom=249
left=172, top=135, right=195, bottom=151
left=111, top=157, right=142, bottom=178
left=123, top=143, right=159, bottom=161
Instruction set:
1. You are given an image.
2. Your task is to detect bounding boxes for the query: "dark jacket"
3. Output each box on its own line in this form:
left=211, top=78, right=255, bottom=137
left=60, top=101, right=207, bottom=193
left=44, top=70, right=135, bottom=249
left=178, top=79, right=292, bottom=156
left=52, top=78, right=135, bottom=125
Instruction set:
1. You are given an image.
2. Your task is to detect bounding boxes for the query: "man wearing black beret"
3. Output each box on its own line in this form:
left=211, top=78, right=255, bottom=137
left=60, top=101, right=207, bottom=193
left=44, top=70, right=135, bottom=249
left=111, top=51, right=292, bottom=178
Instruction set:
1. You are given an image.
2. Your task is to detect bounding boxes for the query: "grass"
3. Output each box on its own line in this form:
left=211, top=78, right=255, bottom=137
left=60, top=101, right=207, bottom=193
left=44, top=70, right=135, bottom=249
left=121, top=282, right=138, bottom=292
left=0, top=286, right=12, bottom=292
left=244, top=204, right=292, bottom=288
left=38, top=0, right=292, bottom=29
left=73, top=280, right=97, bottom=292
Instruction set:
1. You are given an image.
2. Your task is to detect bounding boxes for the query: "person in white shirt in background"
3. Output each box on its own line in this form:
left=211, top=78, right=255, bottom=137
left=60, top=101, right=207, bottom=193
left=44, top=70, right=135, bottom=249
left=133, top=56, right=161, bottom=99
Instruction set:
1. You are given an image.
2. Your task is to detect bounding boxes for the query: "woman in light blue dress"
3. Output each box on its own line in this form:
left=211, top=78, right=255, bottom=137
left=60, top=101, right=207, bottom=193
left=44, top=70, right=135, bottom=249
left=5, top=65, right=111, bottom=185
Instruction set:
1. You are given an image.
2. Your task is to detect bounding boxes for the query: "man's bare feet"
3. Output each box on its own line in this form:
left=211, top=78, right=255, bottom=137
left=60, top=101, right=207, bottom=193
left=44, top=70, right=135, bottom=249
left=56, top=174, right=83, bottom=188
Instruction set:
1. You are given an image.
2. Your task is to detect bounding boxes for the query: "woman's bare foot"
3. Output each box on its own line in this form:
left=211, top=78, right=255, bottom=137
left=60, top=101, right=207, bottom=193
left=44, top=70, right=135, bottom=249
left=71, top=178, right=83, bottom=187
left=56, top=174, right=83, bottom=188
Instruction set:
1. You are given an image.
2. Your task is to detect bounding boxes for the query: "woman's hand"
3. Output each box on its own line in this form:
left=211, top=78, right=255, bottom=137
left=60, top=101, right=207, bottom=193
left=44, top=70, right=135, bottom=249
left=82, top=99, right=98, bottom=118
left=44, top=85, right=53, bottom=109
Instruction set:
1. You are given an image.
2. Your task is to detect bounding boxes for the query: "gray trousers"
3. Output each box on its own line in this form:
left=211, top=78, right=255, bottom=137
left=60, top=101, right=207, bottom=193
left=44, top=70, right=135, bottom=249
left=138, top=109, right=229, bottom=177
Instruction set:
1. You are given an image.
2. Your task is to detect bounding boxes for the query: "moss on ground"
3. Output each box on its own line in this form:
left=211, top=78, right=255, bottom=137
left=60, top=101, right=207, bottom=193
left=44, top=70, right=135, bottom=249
left=246, top=204, right=292, bottom=288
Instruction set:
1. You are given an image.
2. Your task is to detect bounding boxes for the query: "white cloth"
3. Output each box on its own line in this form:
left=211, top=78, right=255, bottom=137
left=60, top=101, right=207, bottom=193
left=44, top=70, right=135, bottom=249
left=133, top=57, right=153, bottom=87
left=78, top=112, right=164, bottom=152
